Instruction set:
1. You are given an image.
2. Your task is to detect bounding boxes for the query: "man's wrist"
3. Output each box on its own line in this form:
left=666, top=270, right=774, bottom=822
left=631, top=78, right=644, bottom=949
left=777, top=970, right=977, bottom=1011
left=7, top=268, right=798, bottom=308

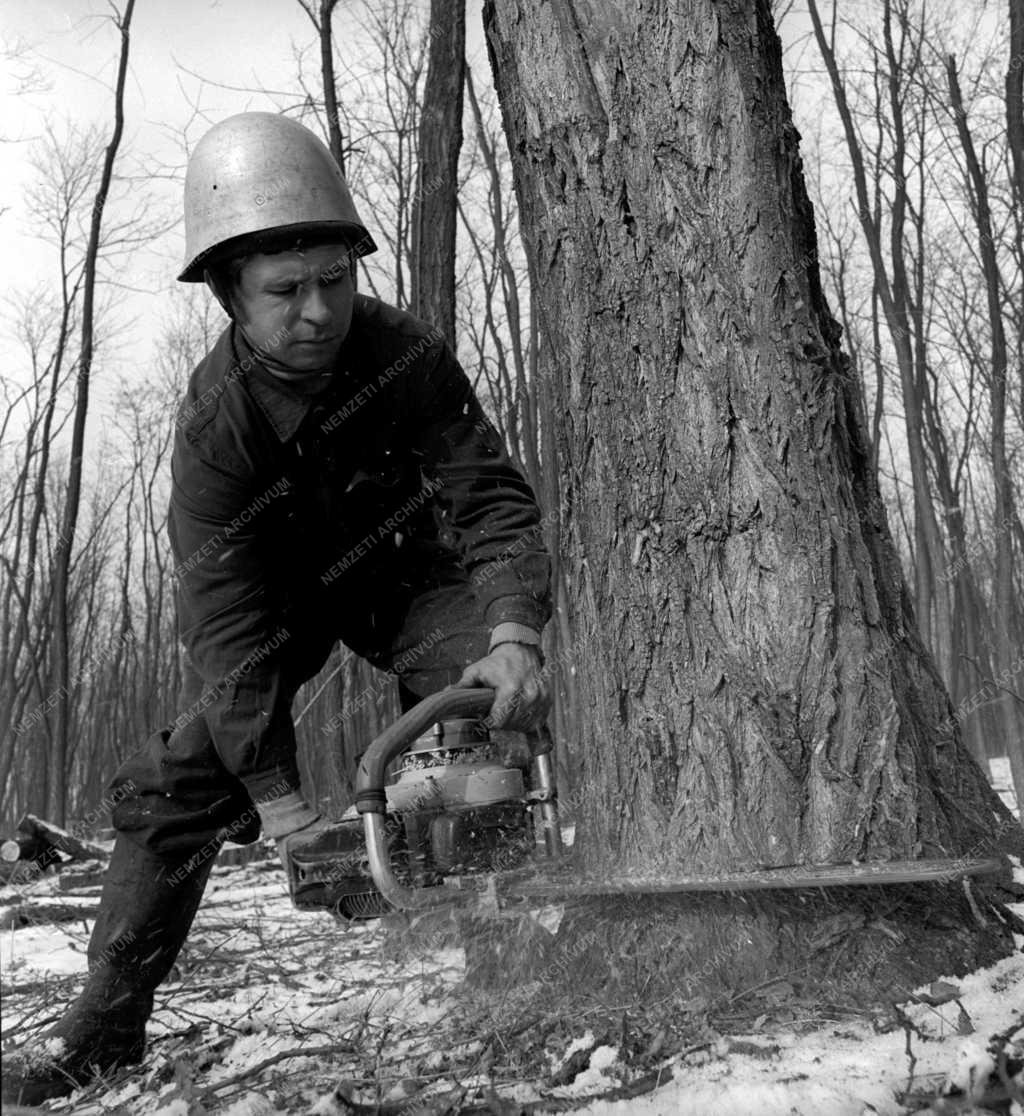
left=488, top=622, right=541, bottom=654
left=256, top=790, right=321, bottom=839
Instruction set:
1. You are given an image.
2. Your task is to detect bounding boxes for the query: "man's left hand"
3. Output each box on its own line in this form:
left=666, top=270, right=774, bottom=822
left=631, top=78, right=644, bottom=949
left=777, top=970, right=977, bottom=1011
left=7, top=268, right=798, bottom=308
left=456, top=643, right=550, bottom=730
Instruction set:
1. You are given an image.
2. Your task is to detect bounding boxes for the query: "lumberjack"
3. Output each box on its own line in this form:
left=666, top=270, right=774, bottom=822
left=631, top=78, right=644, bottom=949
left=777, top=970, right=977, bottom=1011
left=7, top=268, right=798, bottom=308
left=3, top=112, right=551, bottom=1104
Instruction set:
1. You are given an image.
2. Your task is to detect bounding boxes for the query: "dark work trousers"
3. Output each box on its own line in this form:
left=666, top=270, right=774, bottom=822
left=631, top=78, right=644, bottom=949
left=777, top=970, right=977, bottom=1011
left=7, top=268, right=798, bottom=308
left=110, top=564, right=488, bottom=860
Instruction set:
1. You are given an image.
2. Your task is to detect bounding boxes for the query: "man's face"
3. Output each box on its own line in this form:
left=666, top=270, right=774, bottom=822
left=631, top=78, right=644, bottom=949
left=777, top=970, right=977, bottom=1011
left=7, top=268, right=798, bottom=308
left=231, top=243, right=355, bottom=375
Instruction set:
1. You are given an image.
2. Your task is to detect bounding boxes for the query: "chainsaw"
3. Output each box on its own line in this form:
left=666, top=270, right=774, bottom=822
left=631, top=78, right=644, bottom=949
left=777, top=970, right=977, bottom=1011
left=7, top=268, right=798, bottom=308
left=286, top=687, right=1005, bottom=918
left=286, top=687, right=562, bottom=918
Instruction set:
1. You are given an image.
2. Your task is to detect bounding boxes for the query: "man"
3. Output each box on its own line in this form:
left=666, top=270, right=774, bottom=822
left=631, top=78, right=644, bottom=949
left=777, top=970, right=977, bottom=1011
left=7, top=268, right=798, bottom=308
left=3, top=112, right=550, bottom=1104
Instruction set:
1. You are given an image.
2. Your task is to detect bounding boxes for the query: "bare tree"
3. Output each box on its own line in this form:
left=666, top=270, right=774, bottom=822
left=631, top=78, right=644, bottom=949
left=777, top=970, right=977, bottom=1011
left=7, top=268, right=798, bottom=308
left=296, top=0, right=347, bottom=170
left=945, top=45, right=1024, bottom=807
left=800, top=0, right=1023, bottom=808
left=808, top=0, right=957, bottom=679
left=49, top=0, right=137, bottom=824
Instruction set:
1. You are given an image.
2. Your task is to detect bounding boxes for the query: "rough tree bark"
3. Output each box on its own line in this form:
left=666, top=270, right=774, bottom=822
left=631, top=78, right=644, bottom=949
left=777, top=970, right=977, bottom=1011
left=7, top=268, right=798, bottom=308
left=409, top=0, right=465, bottom=344
left=481, top=0, right=1022, bottom=1003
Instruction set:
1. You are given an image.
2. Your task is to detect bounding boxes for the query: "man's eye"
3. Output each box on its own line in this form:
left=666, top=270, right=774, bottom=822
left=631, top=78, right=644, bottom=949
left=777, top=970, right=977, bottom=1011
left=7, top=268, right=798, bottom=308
left=270, top=285, right=298, bottom=295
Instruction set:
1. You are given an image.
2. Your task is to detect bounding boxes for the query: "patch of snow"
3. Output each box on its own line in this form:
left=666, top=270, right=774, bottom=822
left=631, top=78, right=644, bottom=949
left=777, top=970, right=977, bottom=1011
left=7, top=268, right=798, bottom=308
left=548, top=1028, right=596, bottom=1075
left=219, top=1031, right=289, bottom=1073
left=102, top=1077, right=144, bottom=1108
left=555, top=1044, right=622, bottom=1096
left=530, top=903, right=565, bottom=935
left=1, top=922, right=90, bottom=978
left=220, top=1095, right=283, bottom=1116
left=943, top=1036, right=996, bottom=1100
left=590, top=1045, right=619, bottom=1071
left=900, top=995, right=968, bottom=1039
left=574, top=950, right=1024, bottom=1115
left=41, top=1035, right=66, bottom=1057
left=989, top=756, right=1019, bottom=817
left=310, top=1090, right=349, bottom=1115
left=203, top=882, right=284, bottom=905
left=147, top=1100, right=190, bottom=1116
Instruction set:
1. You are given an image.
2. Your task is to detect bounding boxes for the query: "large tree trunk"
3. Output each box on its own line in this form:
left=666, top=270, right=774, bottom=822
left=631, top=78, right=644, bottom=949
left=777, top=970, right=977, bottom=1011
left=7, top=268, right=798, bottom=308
left=482, top=0, right=1020, bottom=996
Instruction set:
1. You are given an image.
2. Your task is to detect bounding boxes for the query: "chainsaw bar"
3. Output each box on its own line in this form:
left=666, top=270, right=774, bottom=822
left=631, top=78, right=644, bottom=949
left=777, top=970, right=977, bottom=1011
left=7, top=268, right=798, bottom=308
left=498, top=856, right=1005, bottom=899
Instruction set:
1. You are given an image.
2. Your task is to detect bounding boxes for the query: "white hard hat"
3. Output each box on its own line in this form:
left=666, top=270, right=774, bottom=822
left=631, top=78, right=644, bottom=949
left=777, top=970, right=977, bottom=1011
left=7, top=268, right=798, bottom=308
left=179, top=112, right=376, bottom=282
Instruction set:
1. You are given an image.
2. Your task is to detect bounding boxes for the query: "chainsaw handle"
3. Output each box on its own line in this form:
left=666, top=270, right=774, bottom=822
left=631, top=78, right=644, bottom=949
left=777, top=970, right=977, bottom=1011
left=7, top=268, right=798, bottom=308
left=353, top=686, right=496, bottom=814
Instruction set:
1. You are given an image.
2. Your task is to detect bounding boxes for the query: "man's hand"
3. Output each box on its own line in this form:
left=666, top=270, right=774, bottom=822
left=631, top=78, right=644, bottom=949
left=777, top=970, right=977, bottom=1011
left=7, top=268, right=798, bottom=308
left=274, top=815, right=336, bottom=868
left=256, top=791, right=334, bottom=882
left=456, top=643, right=550, bottom=730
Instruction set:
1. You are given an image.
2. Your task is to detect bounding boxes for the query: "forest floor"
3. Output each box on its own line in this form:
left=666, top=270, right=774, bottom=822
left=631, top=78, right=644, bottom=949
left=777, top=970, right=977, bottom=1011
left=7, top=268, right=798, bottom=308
left=1, top=825, right=1021, bottom=1114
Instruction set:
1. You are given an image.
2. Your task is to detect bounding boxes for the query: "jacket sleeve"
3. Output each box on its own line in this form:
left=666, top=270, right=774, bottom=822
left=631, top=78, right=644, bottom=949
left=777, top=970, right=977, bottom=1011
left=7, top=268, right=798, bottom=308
left=168, top=422, right=300, bottom=802
left=406, top=340, right=552, bottom=636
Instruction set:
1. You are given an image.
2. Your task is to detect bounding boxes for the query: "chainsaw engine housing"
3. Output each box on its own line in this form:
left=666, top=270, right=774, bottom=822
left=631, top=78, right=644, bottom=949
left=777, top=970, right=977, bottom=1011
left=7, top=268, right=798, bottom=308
left=289, top=718, right=535, bottom=917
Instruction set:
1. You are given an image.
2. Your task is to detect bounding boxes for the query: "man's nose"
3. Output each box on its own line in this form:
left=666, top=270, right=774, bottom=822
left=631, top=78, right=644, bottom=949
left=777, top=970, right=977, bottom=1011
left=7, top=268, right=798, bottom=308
left=299, top=285, right=333, bottom=326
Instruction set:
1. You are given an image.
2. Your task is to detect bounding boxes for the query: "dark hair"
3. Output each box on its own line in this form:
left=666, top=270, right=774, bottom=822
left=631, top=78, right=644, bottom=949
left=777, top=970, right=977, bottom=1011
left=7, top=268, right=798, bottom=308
left=211, top=226, right=359, bottom=290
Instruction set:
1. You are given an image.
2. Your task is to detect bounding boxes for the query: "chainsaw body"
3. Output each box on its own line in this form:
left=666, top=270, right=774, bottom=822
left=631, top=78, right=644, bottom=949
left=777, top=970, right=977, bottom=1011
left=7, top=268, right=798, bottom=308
left=289, top=699, right=557, bottom=918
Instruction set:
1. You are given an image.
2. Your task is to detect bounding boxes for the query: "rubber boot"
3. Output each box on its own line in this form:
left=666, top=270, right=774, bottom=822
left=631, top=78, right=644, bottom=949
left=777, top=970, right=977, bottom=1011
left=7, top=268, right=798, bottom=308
left=1, top=836, right=215, bottom=1105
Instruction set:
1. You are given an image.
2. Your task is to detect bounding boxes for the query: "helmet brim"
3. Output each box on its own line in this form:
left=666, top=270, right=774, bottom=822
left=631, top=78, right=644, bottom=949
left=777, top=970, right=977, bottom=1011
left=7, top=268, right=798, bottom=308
left=177, top=220, right=378, bottom=283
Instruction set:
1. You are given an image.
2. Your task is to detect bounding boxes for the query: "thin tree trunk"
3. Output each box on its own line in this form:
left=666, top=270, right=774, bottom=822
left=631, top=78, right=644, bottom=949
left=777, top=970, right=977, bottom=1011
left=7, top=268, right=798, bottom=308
left=808, top=0, right=953, bottom=672
left=319, top=0, right=344, bottom=172
left=49, top=0, right=135, bottom=825
left=1007, top=0, right=1024, bottom=423
left=409, top=0, right=465, bottom=344
left=946, top=52, right=1024, bottom=816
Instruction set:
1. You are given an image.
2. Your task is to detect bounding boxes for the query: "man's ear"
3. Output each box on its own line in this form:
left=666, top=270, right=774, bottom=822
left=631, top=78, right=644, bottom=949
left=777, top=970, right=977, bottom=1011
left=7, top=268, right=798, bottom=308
left=204, top=268, right=234, bottom=318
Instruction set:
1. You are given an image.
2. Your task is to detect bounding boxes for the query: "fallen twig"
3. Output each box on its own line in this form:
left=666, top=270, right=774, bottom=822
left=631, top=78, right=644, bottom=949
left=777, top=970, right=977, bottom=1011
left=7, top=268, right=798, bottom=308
left=195, top=1039, right=358, bottom=1099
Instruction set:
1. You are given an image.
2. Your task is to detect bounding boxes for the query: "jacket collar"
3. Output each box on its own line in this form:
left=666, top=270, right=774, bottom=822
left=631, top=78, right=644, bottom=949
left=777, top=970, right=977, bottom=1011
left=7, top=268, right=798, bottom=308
left=232, top=328, right=325, bottom=443
left=214, top=306, right=376, bottom=444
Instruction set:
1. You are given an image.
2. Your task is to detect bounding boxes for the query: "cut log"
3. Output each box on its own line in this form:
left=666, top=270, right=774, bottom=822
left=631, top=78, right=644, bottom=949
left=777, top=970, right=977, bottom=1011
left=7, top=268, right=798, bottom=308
left=2, top=832, right=61, bottom=869
left=57, top=861, right=107, bottom=891
left=16, top=814, right=109, bottom=862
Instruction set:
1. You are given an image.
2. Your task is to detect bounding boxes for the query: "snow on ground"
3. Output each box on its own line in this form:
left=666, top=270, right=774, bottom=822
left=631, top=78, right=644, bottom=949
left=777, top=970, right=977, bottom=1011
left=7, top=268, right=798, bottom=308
left=2, top=920, right=92, bottom=979
left=990, top=757, right=1020, bottom=819
left=2, top=857, right=489, bottom=1114
left=1, top=851, right=1021, bottom=1114
left=573, top=949, right=1023, bottom=1115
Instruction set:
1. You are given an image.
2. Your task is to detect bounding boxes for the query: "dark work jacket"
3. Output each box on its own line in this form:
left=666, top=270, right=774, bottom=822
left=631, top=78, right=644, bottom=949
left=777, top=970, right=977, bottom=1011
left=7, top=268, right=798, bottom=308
left=170, top=295, right=550, bottom=800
